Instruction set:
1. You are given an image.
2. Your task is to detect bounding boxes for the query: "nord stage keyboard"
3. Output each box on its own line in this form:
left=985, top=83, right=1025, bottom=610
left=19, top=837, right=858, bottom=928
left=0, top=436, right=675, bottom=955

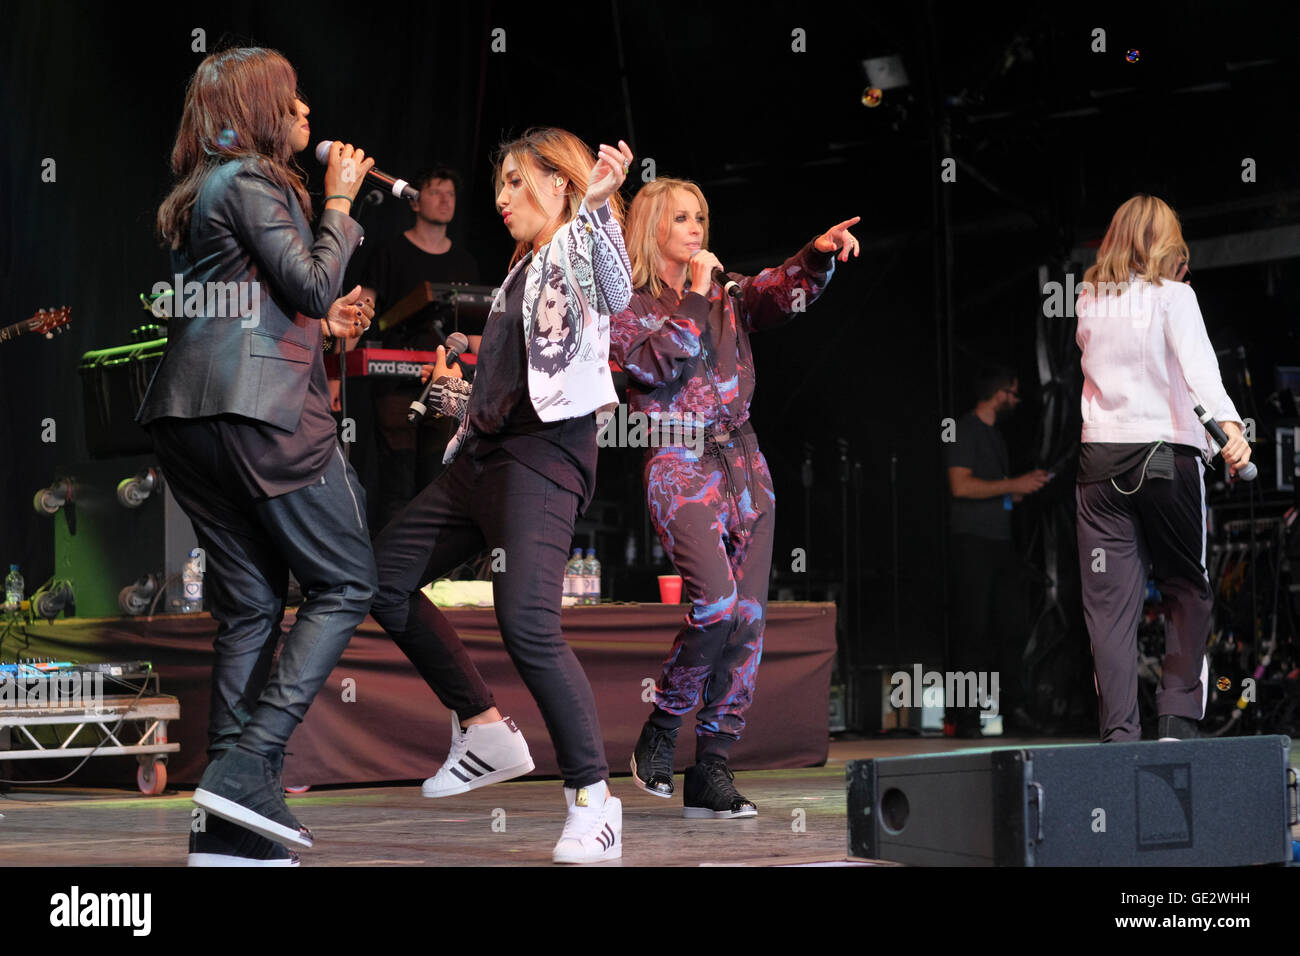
left=325, top=348, right=479, bottom=381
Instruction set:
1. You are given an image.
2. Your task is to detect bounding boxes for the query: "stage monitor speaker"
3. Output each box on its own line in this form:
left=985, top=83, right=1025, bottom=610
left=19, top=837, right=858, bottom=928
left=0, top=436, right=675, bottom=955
left=847, top=737, right=1296, bottom=866
left=51, top=455, right=199, bottom=618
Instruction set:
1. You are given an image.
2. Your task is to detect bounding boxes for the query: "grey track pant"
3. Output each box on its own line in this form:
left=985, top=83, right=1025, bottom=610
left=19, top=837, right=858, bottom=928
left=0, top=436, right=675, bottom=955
left=1076, top=454, right=1212, bottom=742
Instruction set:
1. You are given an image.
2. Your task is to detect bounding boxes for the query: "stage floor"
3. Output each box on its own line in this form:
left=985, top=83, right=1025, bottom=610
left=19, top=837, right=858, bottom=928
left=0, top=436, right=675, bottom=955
left=3, top=733, right=1297, bottom=866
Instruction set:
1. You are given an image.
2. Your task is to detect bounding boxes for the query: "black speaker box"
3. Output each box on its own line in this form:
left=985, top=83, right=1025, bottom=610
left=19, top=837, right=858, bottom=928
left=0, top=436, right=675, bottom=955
left=847, top=737, right=1296, bottom=866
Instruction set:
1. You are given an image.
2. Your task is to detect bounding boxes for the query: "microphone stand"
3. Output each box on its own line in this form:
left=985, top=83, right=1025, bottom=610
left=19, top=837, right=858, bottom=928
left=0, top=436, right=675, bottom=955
left=888, top=451, right=900, bottom=670
left=853, top=455, right=864, bottom=633
left=340, top=341, right=349, bottom=461
left=837, top=437, right=852, bottom=725
left=339, top=189, right=386, bottom=462
left=1229, top=347, right=1261, bottom=726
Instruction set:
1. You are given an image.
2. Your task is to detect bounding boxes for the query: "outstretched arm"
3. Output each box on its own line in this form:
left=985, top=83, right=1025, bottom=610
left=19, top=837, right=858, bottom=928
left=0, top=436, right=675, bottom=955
left=739, top=217, right=858, bottom=332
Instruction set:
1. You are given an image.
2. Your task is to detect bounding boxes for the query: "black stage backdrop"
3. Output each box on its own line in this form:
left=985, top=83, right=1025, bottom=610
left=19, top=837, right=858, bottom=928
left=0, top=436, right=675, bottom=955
left=3, top=1, right=1299, bottom=697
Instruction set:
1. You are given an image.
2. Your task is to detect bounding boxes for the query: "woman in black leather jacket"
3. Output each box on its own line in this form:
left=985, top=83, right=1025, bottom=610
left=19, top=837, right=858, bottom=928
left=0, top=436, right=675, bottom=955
left=139, top=47, right=377, bottom=866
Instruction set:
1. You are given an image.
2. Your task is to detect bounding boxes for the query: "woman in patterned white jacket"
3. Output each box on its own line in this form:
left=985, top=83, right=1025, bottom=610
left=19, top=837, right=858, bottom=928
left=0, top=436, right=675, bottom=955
left=368, top=128, right=634, bottom=864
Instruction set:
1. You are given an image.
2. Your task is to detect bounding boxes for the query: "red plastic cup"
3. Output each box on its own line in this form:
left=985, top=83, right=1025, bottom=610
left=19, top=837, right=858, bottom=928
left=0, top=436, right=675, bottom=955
left=658, top=574, right=683, bottom=603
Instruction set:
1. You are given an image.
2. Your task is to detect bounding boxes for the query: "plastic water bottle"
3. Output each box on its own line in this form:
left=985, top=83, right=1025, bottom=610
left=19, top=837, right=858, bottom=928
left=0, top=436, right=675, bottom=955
left=584, top=548, right=601, bottom=605
left=563, top=548, right=584, bottom=607
left=182, top=548, right=204, bottom=612
left=4, top=565, right=23, bottom=613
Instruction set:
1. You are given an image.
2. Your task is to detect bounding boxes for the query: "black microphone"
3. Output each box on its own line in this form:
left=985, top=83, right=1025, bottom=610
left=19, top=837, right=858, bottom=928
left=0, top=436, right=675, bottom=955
left=314, top=141, right=418, bottom=201
left=712, top=267, right=741, bottom=299
left=1194, top=404, right=1257, bottom=480
left=409, top=333, right=470, bottom=424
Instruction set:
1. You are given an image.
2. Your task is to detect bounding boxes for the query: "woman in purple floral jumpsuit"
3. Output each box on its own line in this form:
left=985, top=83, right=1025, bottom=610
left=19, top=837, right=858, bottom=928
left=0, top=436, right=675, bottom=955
left=610, top=177, right=859, bottom=818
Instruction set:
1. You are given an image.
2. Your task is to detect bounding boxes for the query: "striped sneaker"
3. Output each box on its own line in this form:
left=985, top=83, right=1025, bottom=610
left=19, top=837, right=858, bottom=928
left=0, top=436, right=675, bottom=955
left=552, top=780, right=622, bottom=864
left=421, top=714, right=534, bottom=798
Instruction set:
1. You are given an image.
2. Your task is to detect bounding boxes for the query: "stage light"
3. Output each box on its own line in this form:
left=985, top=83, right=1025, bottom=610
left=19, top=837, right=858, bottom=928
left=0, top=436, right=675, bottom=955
left=861, top=54, right=910, bottom=91
left=119, top=574, right=162, bottom=616
left=33, top=478, right=72, bottom=515
left=117, top=467, right=161, bottom=508
left=32, top=580, right=74, bottom=620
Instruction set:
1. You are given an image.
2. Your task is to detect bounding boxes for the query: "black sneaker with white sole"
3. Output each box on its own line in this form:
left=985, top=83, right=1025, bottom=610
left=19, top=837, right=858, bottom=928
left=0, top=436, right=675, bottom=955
left=630, top=721, right=677, bottom=798
left=193, top=747, right=313, bottom=848
left=188, top=815, right=300, bottom=867
left=682, top=759, right=757, bottom=819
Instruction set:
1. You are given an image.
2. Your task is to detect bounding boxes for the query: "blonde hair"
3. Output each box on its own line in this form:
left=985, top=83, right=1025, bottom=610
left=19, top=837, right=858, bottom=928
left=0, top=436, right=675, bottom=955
left=493, top=127, right=626, bottom=268
left=1082, top=194, right=1189, bottom=295
left=624, top=178, right=710, bottom=297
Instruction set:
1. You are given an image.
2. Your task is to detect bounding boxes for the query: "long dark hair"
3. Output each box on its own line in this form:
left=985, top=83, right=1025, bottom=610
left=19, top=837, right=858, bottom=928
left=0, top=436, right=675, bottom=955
left=157, top=47, right=311, bottom=250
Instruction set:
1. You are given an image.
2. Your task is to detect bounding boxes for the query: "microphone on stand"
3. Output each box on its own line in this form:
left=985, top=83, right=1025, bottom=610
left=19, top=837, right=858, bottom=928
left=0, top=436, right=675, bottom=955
left=1195, top=404, right=1257, bottom=480
left=408, top=333, right=470, bottom=424
left=314, top=141, right=418, bottom=201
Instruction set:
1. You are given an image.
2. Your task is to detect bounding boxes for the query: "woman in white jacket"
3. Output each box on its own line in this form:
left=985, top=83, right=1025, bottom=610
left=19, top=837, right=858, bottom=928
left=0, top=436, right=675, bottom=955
left=1074, top=194, right=1251, bottom=743
left=368, top=128, right=634, bottom=863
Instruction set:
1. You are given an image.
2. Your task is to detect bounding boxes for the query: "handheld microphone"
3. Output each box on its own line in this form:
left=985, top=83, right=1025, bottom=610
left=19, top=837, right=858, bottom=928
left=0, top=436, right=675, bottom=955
left=1194, top=404, right=1257, bottom=480
left=409, top=333, right=470, bottom=424
left=314, top=141, right=418, bottom=201
left=712, top=268, right=741, bottom=299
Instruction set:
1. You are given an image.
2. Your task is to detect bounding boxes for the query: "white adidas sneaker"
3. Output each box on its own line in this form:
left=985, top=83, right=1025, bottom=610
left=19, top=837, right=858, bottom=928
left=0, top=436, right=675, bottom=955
left=552, top=780, right=622, bottom=864
left=422, top=714, right=535, bottom=798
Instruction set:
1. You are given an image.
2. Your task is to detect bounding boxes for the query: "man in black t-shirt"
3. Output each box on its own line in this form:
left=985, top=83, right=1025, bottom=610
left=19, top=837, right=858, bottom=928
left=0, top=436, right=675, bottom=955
left=356, top=166, right=482, bottom=531
left=944, top=365, right=1049, bottom=736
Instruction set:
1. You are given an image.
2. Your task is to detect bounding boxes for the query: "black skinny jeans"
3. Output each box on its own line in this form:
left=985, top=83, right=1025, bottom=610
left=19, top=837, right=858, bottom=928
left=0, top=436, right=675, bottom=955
left=369, top=440, right=609, bottom=789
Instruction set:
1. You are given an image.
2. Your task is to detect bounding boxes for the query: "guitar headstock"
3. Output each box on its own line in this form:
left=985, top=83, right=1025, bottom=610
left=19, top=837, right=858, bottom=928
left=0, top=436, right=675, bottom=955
left=31, top=306, right=71, bottom=338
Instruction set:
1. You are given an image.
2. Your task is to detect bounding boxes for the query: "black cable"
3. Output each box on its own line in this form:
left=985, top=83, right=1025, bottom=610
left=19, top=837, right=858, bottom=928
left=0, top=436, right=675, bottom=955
left=1248, top=478, right=1258, bottom=699
left=144, top=573, right=180, bottom=621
